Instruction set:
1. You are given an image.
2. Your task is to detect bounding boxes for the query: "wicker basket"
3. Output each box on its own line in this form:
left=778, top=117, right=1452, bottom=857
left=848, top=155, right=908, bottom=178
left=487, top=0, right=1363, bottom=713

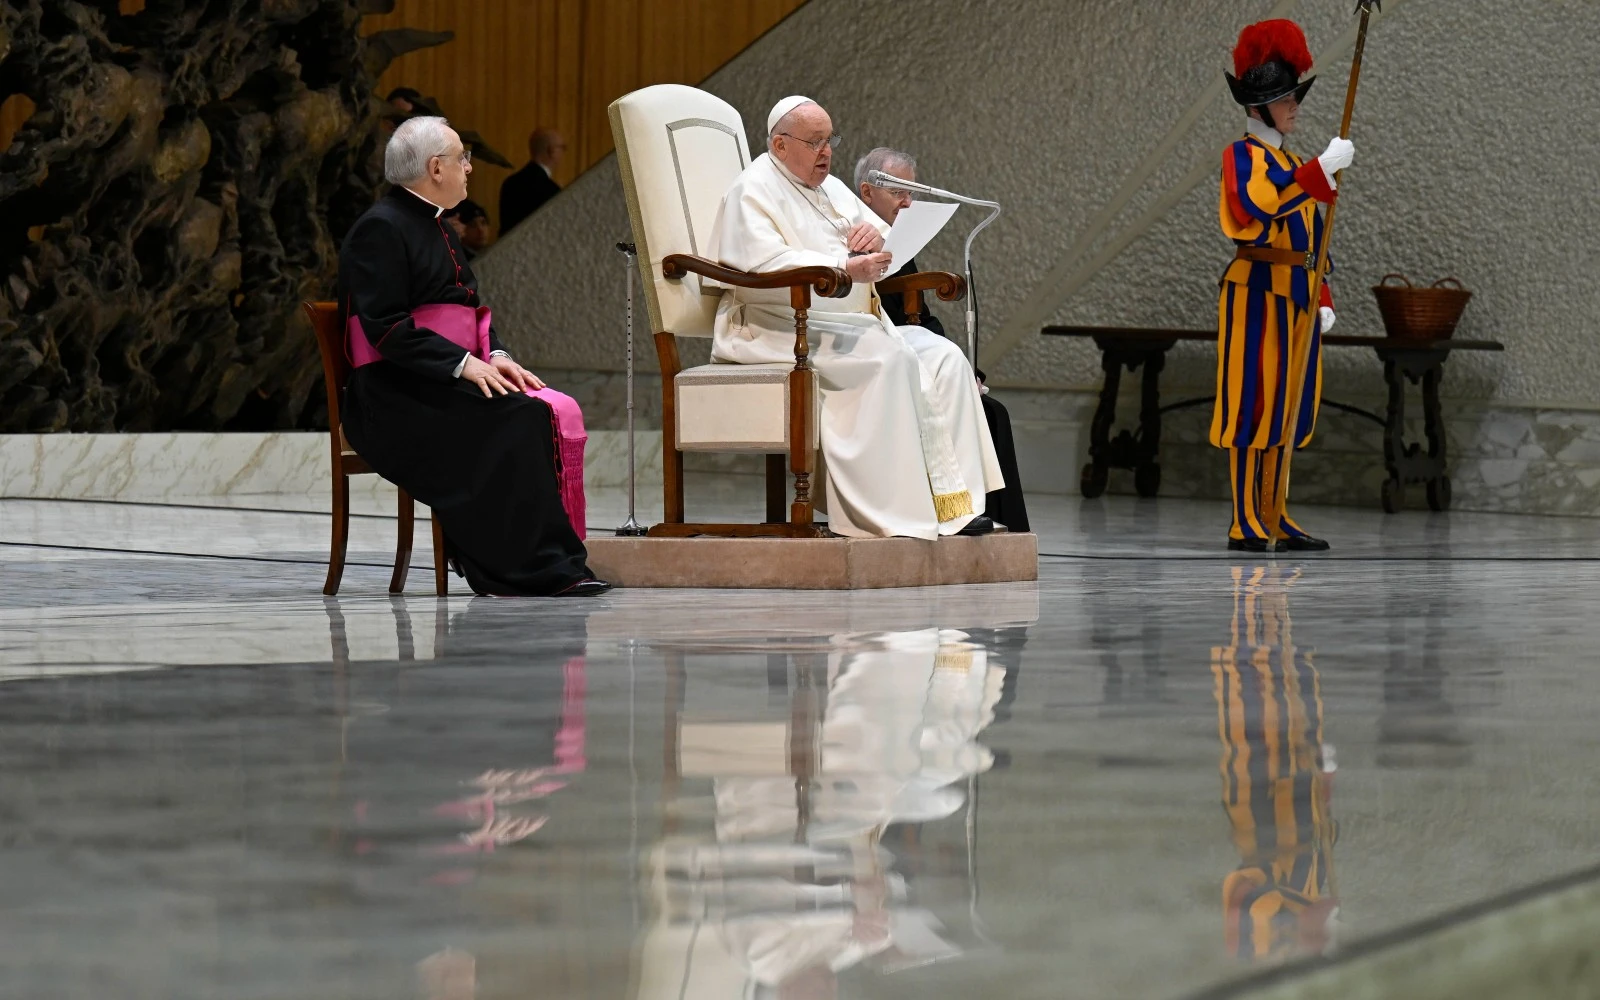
left=1371, top=274, right=1472, bottom=342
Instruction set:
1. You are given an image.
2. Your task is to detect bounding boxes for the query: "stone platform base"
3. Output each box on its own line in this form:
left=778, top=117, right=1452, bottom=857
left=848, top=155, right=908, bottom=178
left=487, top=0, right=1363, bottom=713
left=584, top=533, right=1038, bottom=589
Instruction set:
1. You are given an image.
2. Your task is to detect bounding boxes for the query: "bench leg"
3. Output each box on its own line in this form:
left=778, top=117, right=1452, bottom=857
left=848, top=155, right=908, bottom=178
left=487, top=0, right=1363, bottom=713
left=1134, top=351, right=1166, bottom=497
left=1421, top=364, right=1452, bottom=511
left=1380, top=359, right=1407, bottom=513
left=1081, top=356, right=1122, bottom=498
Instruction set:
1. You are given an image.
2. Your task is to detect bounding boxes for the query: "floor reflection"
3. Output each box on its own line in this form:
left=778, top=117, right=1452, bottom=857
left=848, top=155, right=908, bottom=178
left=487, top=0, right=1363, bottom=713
left=16, top=547, right=1592, bottom=999
left=1213, top=566, right=1339, bottom=963
left=637, top=625, right=1025, bottom=999
left=316, top=598, right=1035, bottom=999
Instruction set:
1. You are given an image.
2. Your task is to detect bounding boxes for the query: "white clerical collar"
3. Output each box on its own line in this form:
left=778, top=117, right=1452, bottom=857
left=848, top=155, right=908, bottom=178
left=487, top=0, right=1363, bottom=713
left=1245, top=118, right=1284, bottom=149
left=539, top=163, right=553, bottom=179
left=402, top=186, right=446, bottom=218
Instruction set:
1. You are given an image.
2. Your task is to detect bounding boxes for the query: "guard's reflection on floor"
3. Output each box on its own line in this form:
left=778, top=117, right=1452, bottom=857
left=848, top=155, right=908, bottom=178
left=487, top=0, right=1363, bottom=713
left=1213, top=566, right=1340, bottom=963
left=637, top=627, right=1019, bottom=1000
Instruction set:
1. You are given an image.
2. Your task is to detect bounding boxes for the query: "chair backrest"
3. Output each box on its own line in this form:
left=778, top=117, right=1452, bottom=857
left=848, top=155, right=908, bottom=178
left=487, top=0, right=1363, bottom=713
left=304, top=301, right=347, bottom=438
left=609, top=84, right=751, bottom=338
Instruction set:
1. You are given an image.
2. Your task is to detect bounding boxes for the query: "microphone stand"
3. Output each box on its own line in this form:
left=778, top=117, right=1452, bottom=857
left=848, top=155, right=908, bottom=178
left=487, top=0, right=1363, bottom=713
left=868, top=171, right=1000, bottom=365
left=614, top=241, right=647, bottom=536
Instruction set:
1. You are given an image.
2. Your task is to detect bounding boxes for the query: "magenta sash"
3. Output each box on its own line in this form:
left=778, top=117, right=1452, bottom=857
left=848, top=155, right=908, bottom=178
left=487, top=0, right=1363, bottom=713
left=348, top=304, right=587, bottom=539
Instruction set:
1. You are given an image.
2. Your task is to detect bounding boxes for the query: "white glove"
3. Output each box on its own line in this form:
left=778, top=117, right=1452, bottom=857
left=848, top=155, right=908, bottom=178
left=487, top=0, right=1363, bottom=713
left=1320, top=136, right=1355, bottom=173
left=1320, top=306, right=1336, bottom=332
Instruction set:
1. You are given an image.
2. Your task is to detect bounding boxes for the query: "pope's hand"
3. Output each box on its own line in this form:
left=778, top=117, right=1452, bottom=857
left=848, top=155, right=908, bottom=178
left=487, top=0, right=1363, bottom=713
left=845, top=222, right=884, bottom=254
left=462, top=355, right=518, bottom=397
left=490, top=354, right=545, bottom=392
left=1319, top=306, right=1337, bottom=332
left=846, top=252, right=893, bottom=284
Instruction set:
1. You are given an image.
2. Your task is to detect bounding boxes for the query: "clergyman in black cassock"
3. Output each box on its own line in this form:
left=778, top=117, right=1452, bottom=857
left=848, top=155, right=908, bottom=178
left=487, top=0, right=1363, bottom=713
left=883, top=256, right=1031, bottom=533
left=339, top=126, right=601, bottom=596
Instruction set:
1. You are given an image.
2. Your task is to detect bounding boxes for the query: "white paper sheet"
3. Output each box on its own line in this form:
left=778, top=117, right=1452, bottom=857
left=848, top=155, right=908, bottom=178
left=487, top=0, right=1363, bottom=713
left=880, top=200, right=959, bottom=270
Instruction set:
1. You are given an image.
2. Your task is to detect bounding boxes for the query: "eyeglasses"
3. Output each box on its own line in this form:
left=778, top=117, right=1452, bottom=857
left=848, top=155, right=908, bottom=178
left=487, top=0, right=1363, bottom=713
left=868, top=183, right=916, bottom=203
left=433, top=150, right=472, bottom=166
left=778, top=132, right=842, bottom=152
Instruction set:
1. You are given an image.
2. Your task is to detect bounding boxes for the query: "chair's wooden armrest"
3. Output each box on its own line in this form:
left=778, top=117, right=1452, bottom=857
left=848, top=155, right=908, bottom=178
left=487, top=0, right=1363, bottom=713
left=876, top=270, right=966, bottom=303
left=662, top=253, right=851, bottom=299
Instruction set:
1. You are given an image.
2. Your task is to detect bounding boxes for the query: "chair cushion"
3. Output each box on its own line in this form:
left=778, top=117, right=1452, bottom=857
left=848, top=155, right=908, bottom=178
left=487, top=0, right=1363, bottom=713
left=675, top=362, right=816, bottom=453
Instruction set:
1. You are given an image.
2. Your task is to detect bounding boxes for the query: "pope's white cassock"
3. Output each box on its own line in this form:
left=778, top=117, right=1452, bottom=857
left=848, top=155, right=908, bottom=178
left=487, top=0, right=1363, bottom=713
left=706, top=98, right=1003, bottom=539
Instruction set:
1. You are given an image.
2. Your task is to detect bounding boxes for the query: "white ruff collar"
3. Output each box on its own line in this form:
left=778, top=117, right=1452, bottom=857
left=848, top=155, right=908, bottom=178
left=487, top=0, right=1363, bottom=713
left=1245, top=118, right=1284, bottom=149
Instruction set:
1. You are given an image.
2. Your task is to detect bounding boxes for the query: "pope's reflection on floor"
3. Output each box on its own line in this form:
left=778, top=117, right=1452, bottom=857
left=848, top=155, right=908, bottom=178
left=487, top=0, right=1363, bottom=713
left=635, top=626, right=1019, bottom=1000
left=1213, top=566, right=1340, bottom=963
left=318, top=597, right=1034, bottom=999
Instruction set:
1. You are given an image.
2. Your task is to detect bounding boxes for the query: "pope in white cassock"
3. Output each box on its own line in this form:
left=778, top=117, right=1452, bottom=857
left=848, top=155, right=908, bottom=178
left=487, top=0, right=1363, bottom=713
left=707, top=96, right=1004, bottom=540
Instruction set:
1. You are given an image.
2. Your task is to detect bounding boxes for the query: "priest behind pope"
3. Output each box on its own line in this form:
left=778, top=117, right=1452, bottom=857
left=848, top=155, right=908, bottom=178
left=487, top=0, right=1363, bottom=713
left=338, top=117, right=609, bottom=597
left=707, top=96, right=1004, bottom=539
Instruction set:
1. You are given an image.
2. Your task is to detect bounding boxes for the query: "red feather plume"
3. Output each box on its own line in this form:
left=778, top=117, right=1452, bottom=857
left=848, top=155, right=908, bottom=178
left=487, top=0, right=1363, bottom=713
left=1232, top=19, right=1313, bottom=77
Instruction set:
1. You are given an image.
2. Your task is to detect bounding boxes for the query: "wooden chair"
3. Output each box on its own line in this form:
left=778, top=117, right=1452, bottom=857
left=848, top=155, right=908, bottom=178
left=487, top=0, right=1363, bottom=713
left=608, top=85, right=965, bottom=538
left=304, top=301, right=448, bottom=596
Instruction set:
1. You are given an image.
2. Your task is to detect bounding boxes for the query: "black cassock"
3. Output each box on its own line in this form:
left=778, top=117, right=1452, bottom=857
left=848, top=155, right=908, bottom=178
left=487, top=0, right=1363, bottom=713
left=884, top=258, right=1030, bottom=533
left=339, top=186, right=594, bottom=595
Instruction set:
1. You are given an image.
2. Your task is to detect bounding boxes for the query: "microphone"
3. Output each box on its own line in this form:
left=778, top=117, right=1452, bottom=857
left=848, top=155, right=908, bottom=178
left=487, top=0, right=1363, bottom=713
left=865, top=171, right=1001, bottom=365
left=867, top=169, right=944, bottom=198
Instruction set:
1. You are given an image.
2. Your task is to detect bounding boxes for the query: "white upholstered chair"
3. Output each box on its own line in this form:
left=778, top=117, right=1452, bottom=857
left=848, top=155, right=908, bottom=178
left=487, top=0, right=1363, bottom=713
left=608, top=84, right=965, bottom=538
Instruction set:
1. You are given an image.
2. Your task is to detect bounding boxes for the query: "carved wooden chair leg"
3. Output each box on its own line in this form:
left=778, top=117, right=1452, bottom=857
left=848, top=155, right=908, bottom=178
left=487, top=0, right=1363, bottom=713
left=390, top=487, right=414, bottom=594
left=325, top=473, right=351, bottom=597
left=431, top=511, right=448, bottom=596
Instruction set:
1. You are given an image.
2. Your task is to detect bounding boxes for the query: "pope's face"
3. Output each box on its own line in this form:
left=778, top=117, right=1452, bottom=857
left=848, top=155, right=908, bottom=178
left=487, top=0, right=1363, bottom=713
left=859, top=162, right=914, bottom=225
left=773, top=106, right=834, bottom=188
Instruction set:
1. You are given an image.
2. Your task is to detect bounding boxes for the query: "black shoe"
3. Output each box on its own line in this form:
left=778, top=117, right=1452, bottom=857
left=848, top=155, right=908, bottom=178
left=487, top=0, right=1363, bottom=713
left=957, top=515, right=1000, bottom=536
left=1282, top=535, right=1331, bottom=552
left=1227, top=538, right=1280, bottom=553
left=554, top=578, right=612, bottom=597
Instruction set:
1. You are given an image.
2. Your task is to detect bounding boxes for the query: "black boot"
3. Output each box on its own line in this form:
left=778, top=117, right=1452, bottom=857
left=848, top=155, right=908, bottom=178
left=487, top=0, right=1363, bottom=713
left=1227, top=538, right=1282, bottom=553
left=1281, top=535, right=1331, bottom=552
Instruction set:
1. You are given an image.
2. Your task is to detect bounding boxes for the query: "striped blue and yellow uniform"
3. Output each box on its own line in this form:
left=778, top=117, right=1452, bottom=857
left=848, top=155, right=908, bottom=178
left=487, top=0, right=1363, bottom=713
left=1213, top=567, right=1338, bottom=960
left=1211, top=134, right=1337, bottom=541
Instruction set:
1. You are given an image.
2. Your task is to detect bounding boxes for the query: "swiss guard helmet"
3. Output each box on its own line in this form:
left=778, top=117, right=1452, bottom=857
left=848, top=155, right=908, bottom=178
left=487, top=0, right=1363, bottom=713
left=1226, top=19, right=1316, bottom=128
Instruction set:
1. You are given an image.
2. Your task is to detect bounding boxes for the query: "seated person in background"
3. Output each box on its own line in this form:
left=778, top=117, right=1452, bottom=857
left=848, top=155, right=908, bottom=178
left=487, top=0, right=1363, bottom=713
left=339, top=116, right=607, bottom=597
left=442, top=198, right=492, bottom=259
left=707, top=96, right=1005, bottom=540
left=499, top=127, right=566, bottom=232
left=854, top=147, right=1030, bottom=533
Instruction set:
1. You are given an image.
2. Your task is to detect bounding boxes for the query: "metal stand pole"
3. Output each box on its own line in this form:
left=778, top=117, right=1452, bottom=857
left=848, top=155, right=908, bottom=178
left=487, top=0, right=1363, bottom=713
left=614, top=241, right=647, bottom=536
left=960, top=201, right=1002, bottom=367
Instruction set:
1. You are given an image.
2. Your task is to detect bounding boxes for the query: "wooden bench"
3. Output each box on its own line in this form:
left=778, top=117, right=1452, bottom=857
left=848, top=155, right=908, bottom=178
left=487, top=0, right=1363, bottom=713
left=1041, top=325, right=1505, bottom=513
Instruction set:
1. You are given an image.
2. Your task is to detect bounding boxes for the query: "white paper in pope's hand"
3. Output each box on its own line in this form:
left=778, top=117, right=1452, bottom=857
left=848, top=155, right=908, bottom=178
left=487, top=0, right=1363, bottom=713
left=881, top=201, right=960, bottom=269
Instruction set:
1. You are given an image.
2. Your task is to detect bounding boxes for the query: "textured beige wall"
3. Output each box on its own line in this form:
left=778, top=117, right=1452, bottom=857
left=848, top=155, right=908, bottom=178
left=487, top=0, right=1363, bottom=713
left=477, top=0, right=1600, bottom=410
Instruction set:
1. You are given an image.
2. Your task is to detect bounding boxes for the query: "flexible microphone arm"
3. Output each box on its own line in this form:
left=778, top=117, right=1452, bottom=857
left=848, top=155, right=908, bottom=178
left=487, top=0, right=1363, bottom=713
left=868, top=170, right=1001, bottom=364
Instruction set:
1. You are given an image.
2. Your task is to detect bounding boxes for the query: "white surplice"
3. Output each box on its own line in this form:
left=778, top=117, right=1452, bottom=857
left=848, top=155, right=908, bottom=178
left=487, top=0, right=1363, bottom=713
left=706, top=153, right=1002, bottom=539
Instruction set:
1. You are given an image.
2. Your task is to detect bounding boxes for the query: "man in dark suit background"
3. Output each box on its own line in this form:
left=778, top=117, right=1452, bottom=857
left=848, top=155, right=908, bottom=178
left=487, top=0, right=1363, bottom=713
left=498, top=127, right=567, bottom=233
left=855, top=147, right=1030, bottom=533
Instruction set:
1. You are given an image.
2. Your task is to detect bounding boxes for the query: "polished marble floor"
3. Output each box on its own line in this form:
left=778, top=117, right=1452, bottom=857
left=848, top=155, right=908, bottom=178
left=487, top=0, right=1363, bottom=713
left=4, top=484, right=1600, bottom=999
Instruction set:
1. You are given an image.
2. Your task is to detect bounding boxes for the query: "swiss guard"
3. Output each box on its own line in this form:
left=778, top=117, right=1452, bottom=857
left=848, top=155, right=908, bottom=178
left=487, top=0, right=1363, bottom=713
left=1212, top=19, right=1354, bottom=552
